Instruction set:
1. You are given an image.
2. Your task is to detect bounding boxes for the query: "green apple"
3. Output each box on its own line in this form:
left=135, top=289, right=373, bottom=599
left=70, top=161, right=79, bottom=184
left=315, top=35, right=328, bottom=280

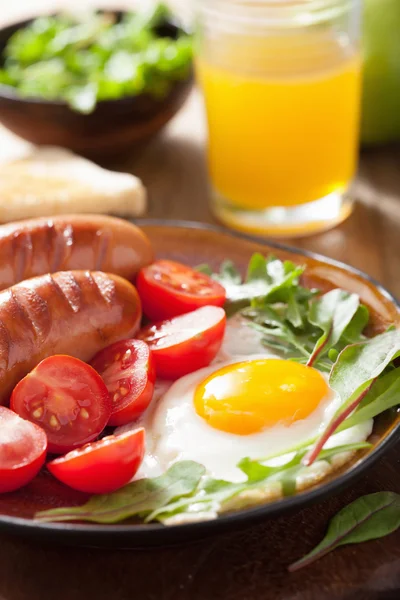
left=361, top=0, right=400, bottom=146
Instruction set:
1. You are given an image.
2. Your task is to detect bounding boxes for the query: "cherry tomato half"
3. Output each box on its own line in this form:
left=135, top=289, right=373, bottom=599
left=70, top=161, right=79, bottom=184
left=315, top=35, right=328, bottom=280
left=90, top=339, right=155, bottom=426
left=11, top=355, right=112, bottom=455
left=136, top=260, right=226, bottom=321
left=137, top=306, right=226, bottom=380
left=47, top=428, right=145, bottom=494
left=0, top=406, right=47, bottom=493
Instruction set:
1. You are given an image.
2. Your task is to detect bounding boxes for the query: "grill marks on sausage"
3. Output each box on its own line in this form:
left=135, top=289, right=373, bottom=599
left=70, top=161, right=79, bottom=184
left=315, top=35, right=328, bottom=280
left=0, top=320, right=11, bottom=376
left=11, top=230, right=33, bottom=284
left=91, top=271, right=116, bottom=306
left=11, top=286, right=51, bottom=344
left=2, top=289, right=39, bottom=374
left=49, top=272, right=83, bottom=314
left=0, top=284, right=52, bottom=377
left=8, top=221, right=75, bottom=289
left=94, top=228, right=112, bottom=271
left=46, top=221, right=74, bottom=273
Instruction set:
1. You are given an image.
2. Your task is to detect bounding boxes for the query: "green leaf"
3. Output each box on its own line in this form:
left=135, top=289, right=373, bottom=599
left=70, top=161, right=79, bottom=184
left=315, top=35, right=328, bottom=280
left=150, top=476, right=244, bottom=523
left=289, top=492, right=400, bottom=571
left=0, top=8, right=192, bottom=111
left=239, top=442, right=371, bottom=486
left=304, top=329, right=400, bottom=465
left=201, top=254, right=306, bottom=315
left=66, top=82, right=97, bottom=114
left=331, top=328, right=400, bottom=403
left=342, top=304, right=369, bottom=344
left=246, top=253, right=270, bottom=282
left=338, top=367, right=400, bottom=431
left=204, top=254, right=324, bottom=357
left=217, top=260, right=242, bottom=286
left=286, top=289, right=304, bottom=328
left=35, top=461, right=205, bottom=524
left=244, top=306, right=315, bottom=360
left=154, top=443, right=370, bottom=523
left=34, top=442, right=372, bottom=525
left=307, top=290, right=361, bottom=366
left=195, top=263, right=213, bottom=276
left=328, top=348, right=339, bottom=362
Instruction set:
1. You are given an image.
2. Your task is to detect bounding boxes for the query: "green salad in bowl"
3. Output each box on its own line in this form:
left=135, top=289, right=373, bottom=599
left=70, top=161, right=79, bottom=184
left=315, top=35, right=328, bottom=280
left=0, top=3, right=192, bottom=114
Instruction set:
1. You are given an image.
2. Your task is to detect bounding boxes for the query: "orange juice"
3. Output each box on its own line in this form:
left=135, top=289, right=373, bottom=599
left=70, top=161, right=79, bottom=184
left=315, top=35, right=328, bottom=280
left=197, top=30, right=362, bottom=235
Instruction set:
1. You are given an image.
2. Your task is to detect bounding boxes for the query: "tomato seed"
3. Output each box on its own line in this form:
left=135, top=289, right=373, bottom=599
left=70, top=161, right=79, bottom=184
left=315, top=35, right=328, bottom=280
left=49, top=415, right=61, bottom=429
left=119, top=387, right=128, bottom=397
left=80, top=408, right=89, bottom=419
left=32, top=407, right=43, bottom=419
left=113, top=392, right=119, bottom=403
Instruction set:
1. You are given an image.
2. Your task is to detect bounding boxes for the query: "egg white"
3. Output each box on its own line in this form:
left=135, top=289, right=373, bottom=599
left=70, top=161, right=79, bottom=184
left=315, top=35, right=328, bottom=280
left=117, top=317, right=373, bottom=489
left=133, top=354, right=372, bottom=483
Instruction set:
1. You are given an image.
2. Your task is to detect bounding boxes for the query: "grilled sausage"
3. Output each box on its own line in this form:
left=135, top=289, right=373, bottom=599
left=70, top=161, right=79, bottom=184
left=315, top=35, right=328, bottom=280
left=0, top=270, right=141, bottom=404
left=0, top=214, right=153, bottom=291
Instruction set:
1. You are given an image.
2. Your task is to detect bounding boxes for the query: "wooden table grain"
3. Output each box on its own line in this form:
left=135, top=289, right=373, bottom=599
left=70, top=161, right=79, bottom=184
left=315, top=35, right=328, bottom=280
left=0, top=3, right=400, bottom=598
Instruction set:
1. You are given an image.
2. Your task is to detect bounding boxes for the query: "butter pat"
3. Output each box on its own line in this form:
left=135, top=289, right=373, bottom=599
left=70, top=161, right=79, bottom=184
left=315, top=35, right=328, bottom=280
left=0, top=146, right=146, bottom=222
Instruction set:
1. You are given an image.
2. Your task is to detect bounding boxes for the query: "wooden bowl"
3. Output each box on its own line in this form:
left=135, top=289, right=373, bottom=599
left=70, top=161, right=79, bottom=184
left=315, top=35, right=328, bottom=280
left=0, top=221, right=398, bottom=549
left=0, top=15, right=193, bottom=159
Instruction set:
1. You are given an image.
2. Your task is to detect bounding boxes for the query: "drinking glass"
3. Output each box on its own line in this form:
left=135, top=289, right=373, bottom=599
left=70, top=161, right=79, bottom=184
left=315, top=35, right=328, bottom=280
left=196, top=0, right=362, bottom=237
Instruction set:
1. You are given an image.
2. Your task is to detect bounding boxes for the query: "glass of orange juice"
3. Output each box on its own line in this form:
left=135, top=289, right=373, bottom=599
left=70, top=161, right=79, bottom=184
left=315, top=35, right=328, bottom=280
left=196, top=0, right=362, bottom=237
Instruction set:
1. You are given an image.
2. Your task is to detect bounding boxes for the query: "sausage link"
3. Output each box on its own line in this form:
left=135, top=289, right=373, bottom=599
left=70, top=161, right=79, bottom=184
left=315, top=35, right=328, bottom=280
left=0, top=214, right=153, bottom=290
left=0, top=270, right=141, bottom=404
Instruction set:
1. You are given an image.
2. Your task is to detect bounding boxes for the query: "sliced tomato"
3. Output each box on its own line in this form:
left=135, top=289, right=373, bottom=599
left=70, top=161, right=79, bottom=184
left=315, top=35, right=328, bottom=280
left=10, top=355, right=112, bottom=455
left=0, top=406, right=47, bottom=493
left=47, top=428, right=145, bottom=494
left=136, top=260, right=226, bottom=321
left=137, top=306, right=226, bottom=379
left=90, top=339, right=155, bottom=426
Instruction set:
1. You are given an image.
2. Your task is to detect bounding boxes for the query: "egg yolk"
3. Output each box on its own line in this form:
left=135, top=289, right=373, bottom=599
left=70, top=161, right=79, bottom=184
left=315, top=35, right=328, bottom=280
left=194, top=359, right=329, bottom=435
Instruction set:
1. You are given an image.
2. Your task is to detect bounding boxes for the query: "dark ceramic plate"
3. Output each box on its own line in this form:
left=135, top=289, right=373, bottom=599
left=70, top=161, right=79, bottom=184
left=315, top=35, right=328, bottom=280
left=0, top=221, right=399, bottom=548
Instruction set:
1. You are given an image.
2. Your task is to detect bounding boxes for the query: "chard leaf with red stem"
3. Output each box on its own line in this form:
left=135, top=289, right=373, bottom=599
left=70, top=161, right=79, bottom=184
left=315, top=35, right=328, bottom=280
left=304, top=328, right=400, bottom=466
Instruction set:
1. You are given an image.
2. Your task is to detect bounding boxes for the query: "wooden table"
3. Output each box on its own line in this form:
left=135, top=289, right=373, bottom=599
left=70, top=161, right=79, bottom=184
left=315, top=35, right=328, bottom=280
left=1, top=3, right=400, bottom=598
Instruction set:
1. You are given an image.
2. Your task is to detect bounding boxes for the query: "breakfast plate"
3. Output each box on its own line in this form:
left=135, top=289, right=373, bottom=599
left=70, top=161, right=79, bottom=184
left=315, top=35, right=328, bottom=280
left=0, top=219, right=398, bottom=548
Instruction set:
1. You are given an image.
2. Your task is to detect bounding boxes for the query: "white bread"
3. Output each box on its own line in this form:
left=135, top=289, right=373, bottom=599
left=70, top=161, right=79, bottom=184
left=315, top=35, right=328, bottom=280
left=0, top=146, right=147, bottom=222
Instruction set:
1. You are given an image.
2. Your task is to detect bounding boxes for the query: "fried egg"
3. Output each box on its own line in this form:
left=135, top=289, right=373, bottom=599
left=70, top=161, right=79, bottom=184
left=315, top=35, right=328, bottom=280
left=117, top=318, right=372, bottom=490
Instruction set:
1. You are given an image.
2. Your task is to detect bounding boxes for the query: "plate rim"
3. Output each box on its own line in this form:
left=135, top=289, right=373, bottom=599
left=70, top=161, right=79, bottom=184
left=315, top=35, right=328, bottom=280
left=1, top=219, right=399, bottom=542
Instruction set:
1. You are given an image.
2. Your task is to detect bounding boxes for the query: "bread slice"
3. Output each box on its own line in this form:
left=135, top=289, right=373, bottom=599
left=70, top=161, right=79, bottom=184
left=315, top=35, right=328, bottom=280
left=0, top=146, right=147, bottom=222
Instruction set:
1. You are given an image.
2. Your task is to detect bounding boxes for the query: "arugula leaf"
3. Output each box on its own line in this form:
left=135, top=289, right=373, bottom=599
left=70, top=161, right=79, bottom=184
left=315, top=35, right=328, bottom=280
left=198, top=254, right=307, bottom=316
left=36, top=461, right=205, bottom=524
left=203, top=255, right=367, bottom=367
left=289, top=492, right=400, bottom=571
left=244, top=307, right=312, bottom=359
left=307, top=290, right=361, bottom=366
left=304, top=329, right=400, bottom=465
left=286, top=289, right=304, bottom=328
